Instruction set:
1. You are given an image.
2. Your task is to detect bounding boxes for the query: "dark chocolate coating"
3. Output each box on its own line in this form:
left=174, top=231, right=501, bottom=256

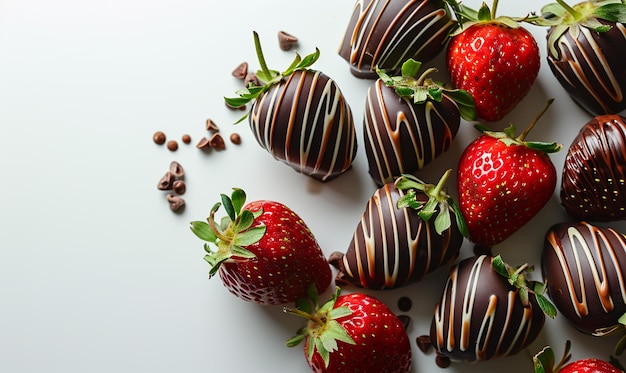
left=560, top=115, right=626, bottom=221
left=542, top=221, right=626, bottom=336
left=331, top=182, right=463, bottom=289
left=338, top=0, right=455, bottom=78
left=249, top=70, right=357, bottom=182
left=364, top=79, right=461, bottom=186
left=430, top=255, right=545, bottom=363
left=547, top=21, right=626, bottom=115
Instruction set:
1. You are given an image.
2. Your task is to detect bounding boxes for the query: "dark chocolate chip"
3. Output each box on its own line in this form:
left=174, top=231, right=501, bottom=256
left=397, top=296, right=412, bottom=312
left=206, top=119, right=219, bottom=132
left=166, top=194, right=185, bottom=212
left=172, top=180, right=186, bottom=195
left=166, top=140, right=178, bottom=151
left=277, top=30, right=298, bottom=51
left=209, top=133, right=225, bottom=150
left=153, top=131, right=166, bottom=145
left=157, top=172, right=174, bottom=190
left=416, top=335, right=432, bottom=353
left=169, top=161, right=184, bottom=179
left=231, top=61, right=248, bottom=80
left=230, top=133, right=241, bottom=145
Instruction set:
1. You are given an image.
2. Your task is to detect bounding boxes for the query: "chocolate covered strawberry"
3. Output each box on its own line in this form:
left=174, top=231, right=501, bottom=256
left=531, top=0, right=626, bottom=115
left=543, top=222, right=626, bottom=340
left=226, top=32, right=357, bottom=182
left=446, top=1, right=540, bottom=122
left=285, top=287, right=412, bottom=372
left=329, top=170, right=467, bottom=289
left=534, top=341, right=624, bottom=373
left=561, top=114, right=626, bottom=222
left=189, top=188, right=331, bottom=305
left=428, top=254, right=556, bottom=365
left=364, top=59, right=476, bottom=186
left=338, top=0, right=457, bottom=78
left=457, top=100, right=561, bottom=247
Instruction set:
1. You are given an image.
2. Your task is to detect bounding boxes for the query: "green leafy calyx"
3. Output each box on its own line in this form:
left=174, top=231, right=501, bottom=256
left=224, top=31, right=320, bottom=123
left=533, top=340, right=572, bottom=373
left=492, top=255, right=557, bottom=318
left=189, top=188, right=266, bottom=278
left=395, top=169, right=469, bottom=237
left=448, top=0, right=530, bottom=36
left=284, top=286, right=356, bottom=368
left=377, top=59, right=476, bottom=121
left=530, top=0, right=626, bottom=58
left=478, top=98, right=562, bottom=153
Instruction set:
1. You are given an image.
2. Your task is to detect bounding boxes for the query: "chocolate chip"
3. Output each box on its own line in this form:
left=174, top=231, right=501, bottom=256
left=181, top=134, right=191, bottom=144
left=232, top=62, right=248, bottom=80
left=416, top=335, right=432, bottom=353
left=244, top=73, right=259, bottom=87
left=157, top=172, right=174, bottom=190
left=153, top=131, right=166, bottom=145
left=435, top=353, right=451, bottom=369
left=230, top=133, right=241, bottom=145
left=172, top=180, right=186, bottom=195
left=397, top=296, right=412, bottom=312
left=169, top=161, right=184, bottom=179
left=206, top=118, right=219, bottom=132
left=397, top=315, right=411, bottom=331
left=167, top=140, right=178, bottom=151
left=166, top=194, right=185, bottom=212
left=209, top=133, right=225, bottom=150
left=196, top=137, right=211, bottom=150
left=277, top=30, right=298, bottom=51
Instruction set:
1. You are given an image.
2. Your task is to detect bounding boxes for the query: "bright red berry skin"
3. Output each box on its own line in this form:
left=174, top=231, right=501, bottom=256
left=560, top=358, right=623, bottom=373
left=219, top=200, right=331, bottom=305
left=305, top=293, right=412, bottom=373
left=457, top=135, right=557, bottom=247
left=447, top=23, right=540, bottom=122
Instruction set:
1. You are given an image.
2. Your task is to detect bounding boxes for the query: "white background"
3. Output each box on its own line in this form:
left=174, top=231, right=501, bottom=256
left=1, top=0, right=624, bottom=372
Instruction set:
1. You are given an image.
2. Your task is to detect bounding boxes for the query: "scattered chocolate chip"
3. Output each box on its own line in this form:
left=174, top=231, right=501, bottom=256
left=397, top=296, right=412, bottom=312
left=416, top=335, right=432, bottom=353
left=157, top=172, right=174, bottom=190
left=435, top=353, right=451, bottom=369
left=206, top=118, right=219, bottom=132
left=169, top=161, right=184, bottom=179
left=244, top=73, right=260, bottom=87
left=172, top=179, right=186, bottom=195
left=232, top=62, right=248, bottom=80
left=196, top=137, right=211, bottom=150
left=230, top=133, right=241, bottom=145
left=209, top=133, right=226, bottom=150
left=397, top=314, right=411, bottom=331
left=153, top=131, right=166, bottom=145
left=166, top=194, right=185, bottom=212
left=167, top=140, right=178, bottom=151
left=277, top=30, right=298, bottom=51
left=181, top=134, right=191, bottom=144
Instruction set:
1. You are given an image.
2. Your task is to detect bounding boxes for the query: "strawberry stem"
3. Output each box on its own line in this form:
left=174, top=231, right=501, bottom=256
left=253, top=31, right=272, bottom=80
left=415, top=67, right=438, bottom=85
left=432, top=169, right=452, bottom=197
left=491, top=0, right=499, bottom=19
left=284, top=307, right=326, bottom=327
left=555, top=0, right=581, bottom=19
left=517, top=98, right=554, bottom=142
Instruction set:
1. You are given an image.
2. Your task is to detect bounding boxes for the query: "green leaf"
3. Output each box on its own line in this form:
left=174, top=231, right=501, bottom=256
left=315, top=338, right=330, bottom=367
left=231, top=188, right=246, bottom=215
left=477, top=2, right=492, bottom=21
left=536, top=293, right=558, bottom=319
left=189, top=221, right=217, bottom=242
left=418, top=197, right=438, bottom=221
left=395, top=86, right=416, bottom=98
left=234, top=226, right=266, bottom=246
left=322, top=319, right=356, bottom=346
left=619, top=312, right=626, bottom=325
left=221, top=194, right=236, bottom=221
left=329, top=305, right=352, bottom=320
left=296, top=297, right=313, bottom=314
left=547, top=23, right=569, bottom=58
left=427, top=86, right=443, bottom=103
left=615, top=333, right=626, bottom=356
left=525, top=140, right=563, bottom=154
left=401, top=59, right=422, bottom=78
left=448, top=198, right=469, bottom=238
left=286, top=332, right=307, bottom=347
left=434, top=203, right=451, bottom=234
left=532, top=345, right=555, bottom=373
left=224, top=96, right=249, bottom=108
left=234, top=209, right=255, bottom=233
left=581, top=17, right=611, bottom=31
left=297, top=48, right=320, bottom=70
left=491, top=255, right=509, bottom=278
left=231, top=245, right=256, bottom=260
left=595, top=3, right=626, bottom=23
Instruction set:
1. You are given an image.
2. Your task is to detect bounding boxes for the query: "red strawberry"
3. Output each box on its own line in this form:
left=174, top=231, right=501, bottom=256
left=189, top=188, right=331, bottom=305
left=285, top=287, right=412, bottom=373
left=446, top=0, right=540, bottom=122
left=530, top=0, right=626, bottom=116
left=457, top=100, right=561, bottom=247
left=533, top=341, right=624, bottom=373
left=225, top=31, right=357, bottom=182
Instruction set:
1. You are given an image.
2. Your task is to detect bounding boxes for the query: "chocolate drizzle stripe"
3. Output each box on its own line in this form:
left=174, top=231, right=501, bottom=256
left=546, top=224, right=626, bottom=320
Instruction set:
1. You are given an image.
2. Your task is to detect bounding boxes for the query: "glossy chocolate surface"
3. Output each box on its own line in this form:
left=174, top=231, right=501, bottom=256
left=547, top=21, right=626, bottom=115
left=560, top=115, right=626, bottom=221
left=542, top=221, right=626, bottom=336
left=338, top=0, right=455, bottom=78
left=249, top=70, right=357, bottom=182
left=363, top=79, right=461, bottom=186
left=330, top=182, right=463, bottom=289
left=430, top=255, right=545, bottom=363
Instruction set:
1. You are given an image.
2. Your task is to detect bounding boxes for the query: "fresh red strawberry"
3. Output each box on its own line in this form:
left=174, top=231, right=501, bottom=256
left=533, top=340, right=624, bottom=373
left=189, top=188, right=331, bottom=305
left=364, top=59, right=476, bottom=186
left=225, top=31, right=357, bottom=182
left=427, top=254, right=556, bottom=365
left=329, top=170, right=468, bottom=290
left=446, top=0, right=540, bottom=122
left=530, top=0, right=626, bottom=115
left=285, top=287, right=412, bottom=372
left=457, top=100, right=561, bottom=247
